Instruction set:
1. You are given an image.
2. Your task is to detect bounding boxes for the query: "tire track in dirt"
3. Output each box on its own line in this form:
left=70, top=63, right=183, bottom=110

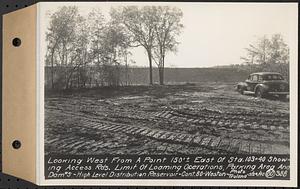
left=45, top=107, right=289, bottom=154
left=154, top=109, right=289, bottom=132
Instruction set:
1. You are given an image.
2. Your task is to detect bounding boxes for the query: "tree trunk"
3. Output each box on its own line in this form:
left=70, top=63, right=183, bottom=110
left=65, top=67, right=77, bottom=89
left=65, top=73, right=72, bottom=89
left=159, top=56, right=165, bottom=85
left=50, top=48, right=55, bottom=89
left=124, top=53, right=128, bottom=86
left=147, top=49, right=153, bottom=85
left=159, top=67, right=164, bottom=85
left=77, top=71, right=80, bottom=88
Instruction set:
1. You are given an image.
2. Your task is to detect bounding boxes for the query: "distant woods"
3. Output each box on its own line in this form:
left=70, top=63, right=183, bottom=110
left=45, top=6, right=183, bottom=89
left=240, top=34, right=290, bottom=79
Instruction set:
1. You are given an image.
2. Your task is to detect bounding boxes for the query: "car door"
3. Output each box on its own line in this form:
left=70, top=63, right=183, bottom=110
left=246, top=74, right=259, bottom=92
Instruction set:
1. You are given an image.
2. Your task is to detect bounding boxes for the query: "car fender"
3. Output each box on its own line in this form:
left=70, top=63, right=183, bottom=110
left=237, top=82, right=247, bottom=89
left=254, top=83, right=269, bottom=93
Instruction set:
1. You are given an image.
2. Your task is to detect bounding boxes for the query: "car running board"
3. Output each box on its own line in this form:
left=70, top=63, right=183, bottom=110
left=243, top=91, right=255, bottom=95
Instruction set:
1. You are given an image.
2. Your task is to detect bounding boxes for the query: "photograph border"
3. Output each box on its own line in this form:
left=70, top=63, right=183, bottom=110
left=37, top=2, right=298, bottom=186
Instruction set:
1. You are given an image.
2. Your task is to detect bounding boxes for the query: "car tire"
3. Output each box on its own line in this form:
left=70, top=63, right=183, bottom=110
left=238, top=86, right=244, bottom=95
left=240, top=88, right=245, bottom=95
left=255, top=87, right=264, bottom=98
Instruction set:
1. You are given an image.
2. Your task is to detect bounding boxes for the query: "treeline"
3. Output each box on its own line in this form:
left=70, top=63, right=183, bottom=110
left=45, top=6, right=183, bottom=90
left=45, top=67, right=251, bottom=88
left=215, top=63, right=289, bottom=80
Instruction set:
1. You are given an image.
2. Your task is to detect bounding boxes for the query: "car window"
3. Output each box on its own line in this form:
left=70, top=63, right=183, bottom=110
left=252, top=75, right=258, bottom=81
left=258, top=75, right=263, bottom=81
left=262, top=74, right=284, bottom=80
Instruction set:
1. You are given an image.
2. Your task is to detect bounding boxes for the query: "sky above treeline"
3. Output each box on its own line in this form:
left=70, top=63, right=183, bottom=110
left=40, top=2, right=298, bottom=68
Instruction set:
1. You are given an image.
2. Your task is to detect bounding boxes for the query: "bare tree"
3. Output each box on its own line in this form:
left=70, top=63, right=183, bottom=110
left=88, top=9, right=131, bottom=87
left=110, top=6, right=157, bottom=85
left=101, top=23, right=131, bottom=86
left=240, top=34, right=290, bottom=78
left=241, top=35, right=271, bottom=65
left=241, top=34, right=289, bottom=65
left=45, top=6, right=87, bottom=89
left=46, top=6, right=79, bottom=89
left=66, top=16, right=90, bottom=89
left=88, top=9, right=107, bottom=86
left=152, top=6, right=183, bottom=85
left=268, top=34, right=289, bottom=64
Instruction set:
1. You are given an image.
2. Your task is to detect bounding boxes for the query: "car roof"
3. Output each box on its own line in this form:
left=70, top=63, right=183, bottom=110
left=250, top=72, right=281, bottom=76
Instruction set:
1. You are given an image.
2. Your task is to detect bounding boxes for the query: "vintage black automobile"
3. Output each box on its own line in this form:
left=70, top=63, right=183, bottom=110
left=237, top=72, right=289, bottom=99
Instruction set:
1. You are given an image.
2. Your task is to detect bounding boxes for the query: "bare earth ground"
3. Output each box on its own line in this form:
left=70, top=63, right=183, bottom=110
left=45, top=82, right=290, bottom=155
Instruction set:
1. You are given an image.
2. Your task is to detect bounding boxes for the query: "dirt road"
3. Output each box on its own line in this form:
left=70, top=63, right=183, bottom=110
left=45, top=82, right=290, bottom=155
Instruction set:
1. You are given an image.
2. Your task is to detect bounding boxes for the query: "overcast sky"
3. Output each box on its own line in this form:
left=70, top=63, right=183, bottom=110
left=40, top=2, right=298, bottom=68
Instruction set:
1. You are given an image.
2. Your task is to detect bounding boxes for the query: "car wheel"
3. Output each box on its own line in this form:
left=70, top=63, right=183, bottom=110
left=255, top=87, right=264, bottom=98
left=238, top=86, right=244, bottom=95
left=240, top=88, right=245, bottom=95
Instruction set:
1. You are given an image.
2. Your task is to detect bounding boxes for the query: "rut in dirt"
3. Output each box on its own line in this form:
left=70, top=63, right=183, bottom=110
left=45, top=107, right=289, bottom=155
